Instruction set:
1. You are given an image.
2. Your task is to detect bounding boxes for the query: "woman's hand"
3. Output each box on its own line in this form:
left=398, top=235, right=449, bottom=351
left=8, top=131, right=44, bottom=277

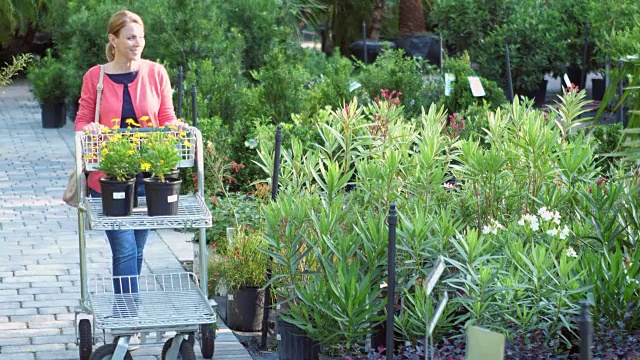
left=165, top=119, right=189, bottom=130
left=82, top=122, right=106, bottom=134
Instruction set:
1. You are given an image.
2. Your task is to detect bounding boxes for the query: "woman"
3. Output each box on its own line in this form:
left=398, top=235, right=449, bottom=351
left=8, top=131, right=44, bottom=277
left=75, top=10, right=184, bottom=295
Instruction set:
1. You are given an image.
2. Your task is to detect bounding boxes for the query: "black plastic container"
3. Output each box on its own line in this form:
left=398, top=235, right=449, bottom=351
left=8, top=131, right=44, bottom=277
left=41, top=102, right=66, bottom=128
left=226, top=286, right=265, bottom=332
left=277, top=316, right=319, bottom=360
left=143, top=178, right=181, bottom=216
left=99, top=178, right=136, bottom=216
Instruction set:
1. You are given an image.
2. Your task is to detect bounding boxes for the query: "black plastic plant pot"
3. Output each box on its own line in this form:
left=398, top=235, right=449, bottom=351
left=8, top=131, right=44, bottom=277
left=277, top=316, right=320, bottom=360
left=41, top=102, right=66, bottom=128
left=99, top=177, right=136, bottom=216
left=226, top=286, right=265, bottom=332
left=591, top=78, right=605, bottom=101
left=143, top=178, right=182, bottom=216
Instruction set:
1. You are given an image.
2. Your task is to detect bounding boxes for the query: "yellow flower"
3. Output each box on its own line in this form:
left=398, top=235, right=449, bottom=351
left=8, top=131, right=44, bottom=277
left=112, top=125, right=120, bottom=130
left=111, top=118, right=120, bottom=123
left=179, top=130, right=186, bottom=137
left=141, top=162, right=151, bottom=171
left=139, top=116, right=150, bottom=121
left=160, top=160, right=165, bottom=164
left=101, top=148, right=109, bottom=156
left=125, top=118, right=140, bottom=127
left=100, top=127, right=111, bottom=133
left=127, top=150, right=135, bottom=155
left=183, top=140, right=192, bottom=148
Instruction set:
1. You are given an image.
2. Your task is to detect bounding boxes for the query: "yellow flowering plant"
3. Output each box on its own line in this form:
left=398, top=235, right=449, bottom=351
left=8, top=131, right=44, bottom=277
left=139, top=126, right=190, bottom=182
left=94, top=128, right=141, bottom=182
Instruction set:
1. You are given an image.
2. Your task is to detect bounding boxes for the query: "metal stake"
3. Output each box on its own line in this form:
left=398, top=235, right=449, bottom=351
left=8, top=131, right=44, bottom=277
left=191, top=85, right=197, bottom=128
left=580, top=23, right=590, bottom=90
left=579, top=302, right=592, bottom=360
left=617, top=57, right=625, bottom=125
left=260, top=125, right=282, bottom=350
left=362, top=21, right=368, bottom=65
left=386, top=203, right=397, bottom=360
left=177, top=65, right=183, bottom=118
left=505, top=44, right=514, bottom=103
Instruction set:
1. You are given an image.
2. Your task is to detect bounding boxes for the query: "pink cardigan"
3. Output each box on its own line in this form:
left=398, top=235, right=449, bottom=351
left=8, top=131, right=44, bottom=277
left=75, top=59, right=177, bottom=192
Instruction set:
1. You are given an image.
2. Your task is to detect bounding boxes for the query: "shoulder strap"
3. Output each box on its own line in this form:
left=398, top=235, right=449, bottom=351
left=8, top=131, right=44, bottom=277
left=94, top=65, right=105, bottom=123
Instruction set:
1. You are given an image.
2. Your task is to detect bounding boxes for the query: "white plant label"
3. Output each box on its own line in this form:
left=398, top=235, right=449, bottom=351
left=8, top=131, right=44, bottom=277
left=468, top=76, right=485, bottom=97
left=563, top=73, right=572, bottom=87
left=167, top=195, right=178, bottom=203
left=444, top=73, right=455, bottom=96
left=276, top=334, right=281, bottom=341
left=113, top=192, right=125, bottom=200
left=228, top=294, right=234, bottom=301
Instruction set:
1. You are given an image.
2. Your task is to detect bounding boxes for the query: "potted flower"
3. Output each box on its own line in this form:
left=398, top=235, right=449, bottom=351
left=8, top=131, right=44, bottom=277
left=27, top=49, right=69, bottom=128
left=93, top=129, right=141, bottom=216
left=139, top=129, right=186, bottom=216
left=210, top=226, right=268, bottom=331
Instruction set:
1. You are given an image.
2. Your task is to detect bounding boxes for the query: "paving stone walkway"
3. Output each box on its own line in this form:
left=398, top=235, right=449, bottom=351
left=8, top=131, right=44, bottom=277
left=0, top=80, right=252, bottom=360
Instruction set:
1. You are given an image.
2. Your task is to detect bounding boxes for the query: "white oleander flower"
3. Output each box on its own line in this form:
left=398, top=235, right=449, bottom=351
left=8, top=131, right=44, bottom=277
left=565, top=247, right=578, bottom=258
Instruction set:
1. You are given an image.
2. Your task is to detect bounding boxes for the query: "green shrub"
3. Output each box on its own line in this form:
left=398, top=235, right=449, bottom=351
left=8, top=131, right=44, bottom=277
left=356, top=49, right=438, bottom=117
left=27, top=50, right=68, bottom=104
left=590, top=123, right=623, bottom=173
left=217, top=0, right=291, bottom=71
left=304, top=49, right=356, bottom=113
left=439, top=52, right=506, bottom=114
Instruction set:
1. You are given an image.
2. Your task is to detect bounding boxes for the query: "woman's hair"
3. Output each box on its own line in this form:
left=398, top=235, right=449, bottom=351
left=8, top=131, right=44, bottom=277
left=105, top=10, right=144, bottom=62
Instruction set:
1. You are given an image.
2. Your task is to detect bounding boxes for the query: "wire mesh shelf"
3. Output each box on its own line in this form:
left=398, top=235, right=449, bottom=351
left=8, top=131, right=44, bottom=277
left=88, top=273, right=216, bottom=330
left=85, top=194, right=212, bottom=230
left=80, top=128, right=197, bottom=171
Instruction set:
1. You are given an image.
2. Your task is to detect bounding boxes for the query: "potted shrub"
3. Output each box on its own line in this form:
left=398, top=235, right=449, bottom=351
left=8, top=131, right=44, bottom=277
left=139, top=129, right=186, bottom=216
left=93, top=129, right=141, bottom=216
left=210, top=226, right=268, bottom=332
left=27, top=49, right=69, bottom=128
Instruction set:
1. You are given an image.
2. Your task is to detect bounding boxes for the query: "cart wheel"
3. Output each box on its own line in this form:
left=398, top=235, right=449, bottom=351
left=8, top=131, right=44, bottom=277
left=78, top=319, right=92, bottom=360
left=89, top=344, right=133, bottom=360
left=186, top=332, right=195, bottom=347
left=161, top=337, right=196, bottom=360
left=200, top=323, right=216, bottom=359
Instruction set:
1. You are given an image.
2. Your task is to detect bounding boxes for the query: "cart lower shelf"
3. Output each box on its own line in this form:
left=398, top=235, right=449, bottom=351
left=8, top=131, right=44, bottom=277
left=85, top=194, right=212, bottom=230
left=88, top=273, right=216, bottom=331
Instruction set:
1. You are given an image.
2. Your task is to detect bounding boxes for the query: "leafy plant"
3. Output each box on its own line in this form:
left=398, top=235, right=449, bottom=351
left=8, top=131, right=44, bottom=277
left=139, top=129, right=187, bottom=181
left=0, top=53, right=32, bottom=87
left=26, top=50, right=68, bottom=104
left=210, top=226, right=268, bottom=291
left=94, top=130, right=141, bottom=181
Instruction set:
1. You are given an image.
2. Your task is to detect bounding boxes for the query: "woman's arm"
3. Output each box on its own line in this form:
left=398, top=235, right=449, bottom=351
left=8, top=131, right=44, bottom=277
left=74, top=68, right=101, bottom=132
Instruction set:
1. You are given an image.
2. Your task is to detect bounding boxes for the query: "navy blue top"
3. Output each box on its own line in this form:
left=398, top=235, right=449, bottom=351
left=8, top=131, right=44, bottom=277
left=106, top=71, right=139, bottom=127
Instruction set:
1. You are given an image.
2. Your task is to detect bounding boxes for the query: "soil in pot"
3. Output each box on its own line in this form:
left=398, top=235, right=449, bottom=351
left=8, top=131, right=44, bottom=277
left=226, top=285, right=265, bottom=332
left=143, top=178, right=182, bottom=216
left=277, top=316, right=320, bottom=360
left=99, top=177, right=136, bottom=216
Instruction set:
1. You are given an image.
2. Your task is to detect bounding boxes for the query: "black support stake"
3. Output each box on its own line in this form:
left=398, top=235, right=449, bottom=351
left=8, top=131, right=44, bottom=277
left=362, top=21, right=368, bottom=65
left=386, top=203, right=397, bottom=360
left=177, top=65, right=183, bottom=119
left=260, top=125, right=283, bottom=350
left=191, top=85, right=197, bottom=128
left=579, top=302, right=592, bottom=360
left=618, top=57, right=624, bottom=125
left=505, top=44, right=514, bottom=103
left=580, top=23, right=590, bottom=90
left=439, top=33, right=444, bottom=73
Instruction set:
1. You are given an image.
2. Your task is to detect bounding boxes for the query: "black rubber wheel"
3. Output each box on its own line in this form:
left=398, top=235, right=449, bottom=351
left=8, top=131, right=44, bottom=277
left=200, top=323, right=216, bottom=359
left=78, top=319, right=92, bottom=360
left=89, top=344, right=133, bottom=360
left=161, top=337, right=196, bottom=360
left=186, top=332, right=195, bottom=347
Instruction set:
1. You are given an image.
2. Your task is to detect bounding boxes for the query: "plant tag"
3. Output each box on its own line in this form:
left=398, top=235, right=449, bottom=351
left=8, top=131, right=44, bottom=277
left=276, top=334, right=281, bottom=341
left=466, top=326, right=505, bottom=360
left=444, top=73, right=455, bottom=96
left=276, top=303, right=281, bottom=310
left=113, top=192, right=125, bottom=200
left=167, top=194, right=178, bottom=203
left=468, top=76, right=485, bottom=97
left=228, top=294, right=234, bottom=301
left=563, top=73, right=572, bottom=87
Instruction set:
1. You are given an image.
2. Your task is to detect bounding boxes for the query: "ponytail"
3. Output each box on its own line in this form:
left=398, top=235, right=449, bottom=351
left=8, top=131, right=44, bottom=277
left=105, top=42, right=115, bottom=62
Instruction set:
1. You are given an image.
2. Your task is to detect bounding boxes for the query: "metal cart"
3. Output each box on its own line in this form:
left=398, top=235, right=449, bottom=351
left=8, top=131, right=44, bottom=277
left=72, top=127, right=216, bottom=360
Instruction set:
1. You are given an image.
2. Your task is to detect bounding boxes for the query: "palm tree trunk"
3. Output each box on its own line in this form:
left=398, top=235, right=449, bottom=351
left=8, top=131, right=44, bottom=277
left=399, top=0, right=426, bottom=35
left=369, top=0, right=385, bottom=41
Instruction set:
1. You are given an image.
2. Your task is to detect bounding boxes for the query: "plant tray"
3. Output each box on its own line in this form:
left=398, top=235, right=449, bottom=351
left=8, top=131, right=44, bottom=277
left=88, top=272, right=216, bottom=331
left=85, top=194, right=212, bottom=230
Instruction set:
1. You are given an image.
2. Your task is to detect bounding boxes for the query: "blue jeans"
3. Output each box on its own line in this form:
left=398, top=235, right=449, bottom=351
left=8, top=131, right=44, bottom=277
left=90, top=175, right=149, bottom=294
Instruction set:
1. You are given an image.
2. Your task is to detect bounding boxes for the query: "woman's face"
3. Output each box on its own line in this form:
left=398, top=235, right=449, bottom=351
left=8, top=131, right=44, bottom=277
left=109, top=22, right=145, bottom=62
